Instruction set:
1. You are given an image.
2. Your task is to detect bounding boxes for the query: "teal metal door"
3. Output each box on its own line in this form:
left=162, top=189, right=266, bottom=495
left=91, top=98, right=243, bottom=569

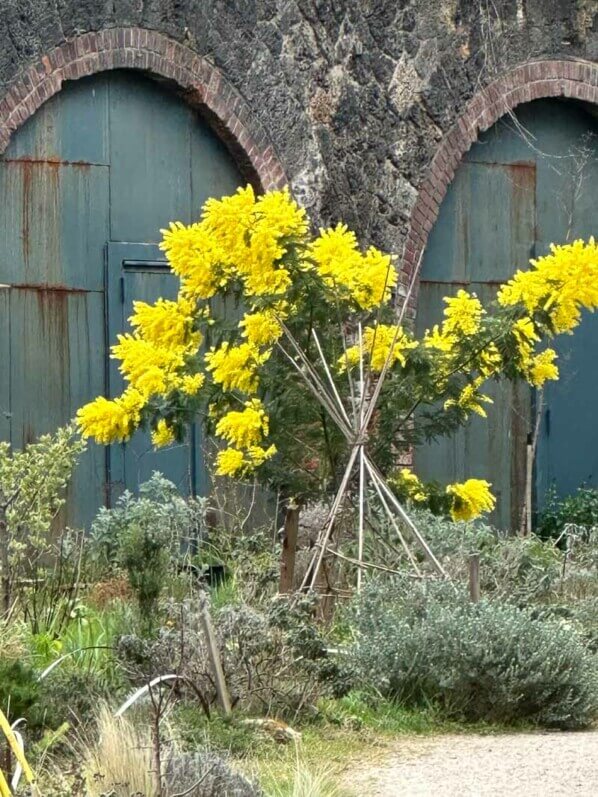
left=0, top=71, right=241, bottom=529
left=417, top=99, right=598, bottom=529
left=106, top=243, right=203, bottom=503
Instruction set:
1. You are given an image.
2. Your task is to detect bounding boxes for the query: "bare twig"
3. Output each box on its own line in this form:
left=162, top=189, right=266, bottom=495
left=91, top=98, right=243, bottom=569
left=170, top=765, right=216, bottom=797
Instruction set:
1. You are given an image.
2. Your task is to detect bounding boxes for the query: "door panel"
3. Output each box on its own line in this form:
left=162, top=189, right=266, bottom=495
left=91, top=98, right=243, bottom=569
left=422, top=162, right=535, bottom=285
left=4, top=75, right=110, bottom=165
left=109, top=73, right=194, bottom=242
left=106, top=242, right=200, bottom=502
left=190, top=130, right=242, bottom=213
left=416, top=161, right=536, bottom=530
left=7, top=287, right=105, bottom=529
left=0, top=162, right=109, bottom=289
left=536, top=308, right=598, bottom=498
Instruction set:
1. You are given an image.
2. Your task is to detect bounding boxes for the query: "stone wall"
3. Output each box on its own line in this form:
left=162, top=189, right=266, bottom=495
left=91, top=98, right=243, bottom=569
left=1, top=0, right=597, bottom=261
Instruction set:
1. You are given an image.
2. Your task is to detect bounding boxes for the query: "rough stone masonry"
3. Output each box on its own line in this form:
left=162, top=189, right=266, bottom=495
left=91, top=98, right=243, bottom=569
left=0, top=0, right=597, bottom=260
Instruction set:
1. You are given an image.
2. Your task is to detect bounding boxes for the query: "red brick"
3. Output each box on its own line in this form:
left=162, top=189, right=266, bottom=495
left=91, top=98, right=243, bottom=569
left=0, top=26, right=283, bottom=195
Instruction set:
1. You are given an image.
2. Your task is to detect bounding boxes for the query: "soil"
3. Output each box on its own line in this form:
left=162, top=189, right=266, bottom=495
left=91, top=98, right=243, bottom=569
left=344, top=731, right=598, bottom=796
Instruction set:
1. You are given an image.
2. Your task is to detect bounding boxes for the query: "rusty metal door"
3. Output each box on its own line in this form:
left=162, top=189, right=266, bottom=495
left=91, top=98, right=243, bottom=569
left=416, top=161, right=535, bottom=530
left=417, top=99, right=598, bottom=528
left=0, top=71, right=241, bottom=529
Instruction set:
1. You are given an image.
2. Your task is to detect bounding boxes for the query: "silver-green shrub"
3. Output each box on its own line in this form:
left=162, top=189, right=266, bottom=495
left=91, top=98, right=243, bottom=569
left=347, top=577, right=598, bottom=729
left=164, top=751, right=262, bottom=797
left=90, top=473, right=207, bottom=629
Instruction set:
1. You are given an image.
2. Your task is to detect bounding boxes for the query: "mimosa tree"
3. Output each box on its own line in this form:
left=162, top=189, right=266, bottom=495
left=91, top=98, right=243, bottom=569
left=77, top=185, right=598, bottom=585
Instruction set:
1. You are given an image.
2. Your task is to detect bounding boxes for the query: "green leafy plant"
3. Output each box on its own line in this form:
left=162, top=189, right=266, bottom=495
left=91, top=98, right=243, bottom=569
left=120, top=521, right=170, bottom=632
left=0, top=660, right=39, bottom=724
left=0, top=424, right=84, bottom=617
left=537, top=485, right=598, bottom=540
left=90, top=472, right=207, bottom=570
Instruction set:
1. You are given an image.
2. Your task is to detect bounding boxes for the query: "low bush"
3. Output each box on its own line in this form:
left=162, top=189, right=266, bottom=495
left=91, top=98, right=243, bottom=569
left=538, top=597, right=598, bottom=654
left=36, top=667, right=108, bottom=731
left=165, top=751, right=263, bottom=796
left=365, top=506, right=597, bottom=605
left=116, top=594, right=339, bottom=719
left=346, top=577, right=598, bottom=729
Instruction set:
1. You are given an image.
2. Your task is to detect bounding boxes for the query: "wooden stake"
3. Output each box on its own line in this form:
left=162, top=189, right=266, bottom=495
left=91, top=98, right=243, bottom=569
left=365, top=458, right=421, bottom=575
left=365, top=455, right=448, bottom=578
left=525, top=438, right=533, bottom=536
left=198, top=595, right=232, bottom=716
left=356, top=323, right=365, bottom=593
left=469, top=554, right=481, bottom=603
left=279, top=501, right=299, bottom=593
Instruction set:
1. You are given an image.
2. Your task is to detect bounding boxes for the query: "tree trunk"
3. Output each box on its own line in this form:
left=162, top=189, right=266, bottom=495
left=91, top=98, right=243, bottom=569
left=279, top=502, right=299, bottom=593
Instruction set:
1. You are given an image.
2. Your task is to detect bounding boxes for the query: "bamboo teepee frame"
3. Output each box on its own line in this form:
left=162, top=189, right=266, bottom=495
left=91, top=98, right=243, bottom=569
left=274, top=255, right=448, bottom=592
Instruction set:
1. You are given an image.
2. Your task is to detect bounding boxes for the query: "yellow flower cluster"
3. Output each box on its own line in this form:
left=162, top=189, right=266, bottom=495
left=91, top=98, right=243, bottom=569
left=526, top=348, right=559, bottom=387
left=240, top=308, right=284, bottom=347
left=391, top=467, right=427, bottom=503
left=129, top=297, right=195, bottom=346
left=205, top=342, right=270, bottom=394
left=310, top=224, right=397, bottom=310
left=78, top=293, right=202, bottom=443
left=151, top=419, right=176, bottom=447
left=214, top=398, right=276, bottom=476
left=340, top=324, right=417, bottom=373
left=424, top=291, right=486, bottom=358
left=215, top=399, right=269, bottom=449
left=425, top=273, right=567, bottom=412
left=507, top=318, right=561, bottom=387
left=424, top=291, right=497, bottom=417
left=443, top=290, right=484, bottom=336
left=112, top=332, right=202, bottom=397
left=215, top=443, right=277, bottom=477
left=446, top=478, right=496, bottom=522
left=77, top=388, right=145, bottom=445
left=444, top=377, right=493, bottom=418
left=498, top=238, right=598, bottom=333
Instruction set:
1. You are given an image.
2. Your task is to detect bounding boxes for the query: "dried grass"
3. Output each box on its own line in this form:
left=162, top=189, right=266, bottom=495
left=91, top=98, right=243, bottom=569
left=79, top=704, right=154, bottom=796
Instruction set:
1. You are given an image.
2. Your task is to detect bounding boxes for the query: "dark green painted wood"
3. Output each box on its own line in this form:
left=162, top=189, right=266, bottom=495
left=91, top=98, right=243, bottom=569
left=417, top=99, right=598, bottom=528
left=0, top=71, right=242, bottom=528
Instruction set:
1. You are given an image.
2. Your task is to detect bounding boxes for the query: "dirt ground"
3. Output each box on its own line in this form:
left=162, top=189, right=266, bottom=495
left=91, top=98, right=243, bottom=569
left=344, top=731, right=598, bottom=796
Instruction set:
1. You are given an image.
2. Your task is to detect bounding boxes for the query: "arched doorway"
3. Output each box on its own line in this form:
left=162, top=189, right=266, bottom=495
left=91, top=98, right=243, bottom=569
left=415, top=99, right=598, bottom=530
left=0, top=71, right=242, bottom=529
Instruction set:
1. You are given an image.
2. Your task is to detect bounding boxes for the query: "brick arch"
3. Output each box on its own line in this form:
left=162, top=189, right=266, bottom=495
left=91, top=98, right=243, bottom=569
left=0, top=27, right=286, bottom=191
left=405, top=58, right=598, bottom=310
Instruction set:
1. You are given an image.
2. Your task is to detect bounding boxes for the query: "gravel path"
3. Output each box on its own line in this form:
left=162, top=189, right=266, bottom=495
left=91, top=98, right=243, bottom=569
left=345, top=731, right=598, bottom=796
